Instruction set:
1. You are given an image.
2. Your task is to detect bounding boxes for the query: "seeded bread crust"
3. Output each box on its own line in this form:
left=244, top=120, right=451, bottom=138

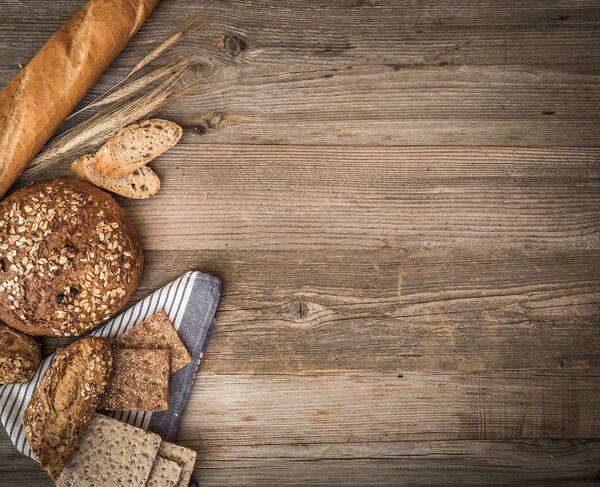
left=0, top=179, right=143, bottom=336
left=23, top=337, right=113, bottom=480
left=0, top=320, right=40, bottom=383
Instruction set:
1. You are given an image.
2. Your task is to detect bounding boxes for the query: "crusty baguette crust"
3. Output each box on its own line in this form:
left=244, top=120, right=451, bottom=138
left=93, top=119, right=182, bottom=178
left=23, top=337, right=112, bottom=479
left=0, top=0, right=160, bottom=199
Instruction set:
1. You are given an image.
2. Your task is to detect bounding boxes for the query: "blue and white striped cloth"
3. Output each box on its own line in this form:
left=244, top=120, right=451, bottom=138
left=0, top=271, right=221, bottom=465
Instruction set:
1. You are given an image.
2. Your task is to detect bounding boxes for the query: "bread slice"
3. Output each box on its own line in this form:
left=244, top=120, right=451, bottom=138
left=99, top=348, right=169, bottom=411
left=72, top=154, right=160, bottom=199
left=112, top=310, right=191, bottom=373
left=92, top=118, right=182, bottom=178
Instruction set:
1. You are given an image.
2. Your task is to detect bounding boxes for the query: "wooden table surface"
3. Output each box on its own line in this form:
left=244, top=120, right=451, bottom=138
left=1, top=0, right=600, bottom=485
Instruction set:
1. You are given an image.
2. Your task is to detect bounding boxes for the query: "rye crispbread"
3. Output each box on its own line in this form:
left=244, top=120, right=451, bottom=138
left=158, top=440, right=197, bottom=487
left=146, top=456, right=183, bottom=487
left=100, top=347, right=169, bottom=411
left=113, top=309, right=191, bottom=373
left=55, top=413, right=161, bottom=487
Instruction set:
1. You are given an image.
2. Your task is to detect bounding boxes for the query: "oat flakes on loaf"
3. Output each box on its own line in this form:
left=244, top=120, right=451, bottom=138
left=0, top=320, right=40, bottom=383
left=0, top=179, right=143, bottom=336
left=22, top=337, right=112, bottom=479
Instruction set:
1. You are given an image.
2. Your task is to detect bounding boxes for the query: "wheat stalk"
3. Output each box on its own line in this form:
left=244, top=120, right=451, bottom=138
left=21, top=68, right=198, bottom=181
left=129, top=12, right=209, bottom=78
left=74, top=12, right=209, bottom=117
left=67, top=58, right=193, bottom=120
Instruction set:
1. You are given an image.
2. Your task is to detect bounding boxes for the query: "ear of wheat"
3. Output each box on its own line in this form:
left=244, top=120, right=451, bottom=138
left=20, top=66, right=199, bottom=181
left=70, top=12, right=208, bottom=119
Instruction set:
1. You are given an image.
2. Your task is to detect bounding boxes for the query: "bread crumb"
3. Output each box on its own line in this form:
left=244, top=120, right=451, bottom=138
left=18, top=63, right=23, bottom=69
left=204, top=193, right=208, bottom=201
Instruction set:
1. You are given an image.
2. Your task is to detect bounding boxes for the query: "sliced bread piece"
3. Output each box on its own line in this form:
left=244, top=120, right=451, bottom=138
left=99, top=347, right=170, bottom=412
left=93, top=118, right=182, bottom=178
left=112, top=310, right=191, bottom=374
left=72, top=154, right=160, bottom=199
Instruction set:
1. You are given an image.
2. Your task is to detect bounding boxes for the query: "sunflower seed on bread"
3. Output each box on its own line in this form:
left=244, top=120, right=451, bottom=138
left=72, top=154, right=160, bottom=199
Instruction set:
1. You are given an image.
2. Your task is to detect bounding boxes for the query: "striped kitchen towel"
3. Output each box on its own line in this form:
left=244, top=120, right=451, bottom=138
left=0, top=270, right=221, bottom=465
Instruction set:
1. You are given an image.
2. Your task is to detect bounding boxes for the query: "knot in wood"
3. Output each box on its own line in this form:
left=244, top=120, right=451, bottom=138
left=207, top=112, right=225, bottom=129
left=224, top=34, right=246, bottom=56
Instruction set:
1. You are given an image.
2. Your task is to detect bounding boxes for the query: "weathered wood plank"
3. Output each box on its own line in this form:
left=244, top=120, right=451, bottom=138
left=1, top=438, right=599, bottom=486
left=155, top=248, right=600, bottom=374
left=180, top=372, right=600, bottom=442
left=2, top=0, right=599, bottom=68
left=25, top=146, right=596, bottom=250
left=38, top=248, right=600, bottom=372
left=1, top=2, right=599, bottom=147
left=36, top=247, right=600, bottom=370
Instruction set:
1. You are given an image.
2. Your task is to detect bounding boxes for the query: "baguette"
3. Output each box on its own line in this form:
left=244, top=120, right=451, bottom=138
left=0, top=0, right=160, bottom=198
left=92, top=118, right=182, bottom=178
left=72, top=154, right=161, bottom=199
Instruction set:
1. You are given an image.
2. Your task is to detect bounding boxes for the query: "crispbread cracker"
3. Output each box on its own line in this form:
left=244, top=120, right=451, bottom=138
left=100, top=347, right=169, bottom=411
left=158, top=440, right=197, bottom=487
left=113, top=309, right=191, bottom=373
left=56, top=414, right=161, bottom=487
left=147, top=456, right=182, bottom=487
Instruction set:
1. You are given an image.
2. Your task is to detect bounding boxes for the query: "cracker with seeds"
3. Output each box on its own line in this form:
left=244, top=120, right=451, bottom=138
left=158, top=440, right=197, bottom=487
left=55, top=414, right=161, bottom=487
left=146, top=456, right=182, bottom=487
left=113, top=309, right=191, bottom=373
left=100, top=348, right=169, bottom=411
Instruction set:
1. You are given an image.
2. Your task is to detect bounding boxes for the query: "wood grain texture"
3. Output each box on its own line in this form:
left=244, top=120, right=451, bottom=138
left=1, top=1, right=599, bottom=147
left=0, top=0, right=599, bottom=485
left=16, top=146, right=599, bottom=250
left=1, top=438, right=599, bottom=486
left=38, top=248, right=600, bottom=372
left=175, top=371, right=600, bottom=443
left=107, top=146, right=600, bottom=250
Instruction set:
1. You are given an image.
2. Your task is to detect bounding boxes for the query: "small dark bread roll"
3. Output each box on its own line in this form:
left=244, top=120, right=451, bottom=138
left=0, top=321, right=40, bottom=383
left=0, top=179, right=143, bottom=336
left=23, top=336, right=113, bottom=479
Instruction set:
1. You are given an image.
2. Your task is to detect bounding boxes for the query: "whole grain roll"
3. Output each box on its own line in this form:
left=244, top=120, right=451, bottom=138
left=0, top=179, right=143, bottom=336
left=0, top=320, right=40, bottom=383
left=23, top=337, right=113, bottom=479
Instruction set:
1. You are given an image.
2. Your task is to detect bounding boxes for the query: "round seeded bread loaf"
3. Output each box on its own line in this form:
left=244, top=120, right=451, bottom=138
left=0, top=179, right=143, bottom=336
left=0, top=320, right=40, bottom=383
